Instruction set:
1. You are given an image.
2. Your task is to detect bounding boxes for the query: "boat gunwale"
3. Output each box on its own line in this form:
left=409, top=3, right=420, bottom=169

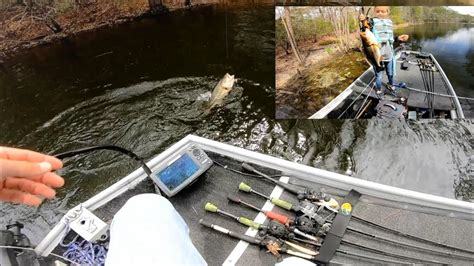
left=34, top=134, right=474, bottom=257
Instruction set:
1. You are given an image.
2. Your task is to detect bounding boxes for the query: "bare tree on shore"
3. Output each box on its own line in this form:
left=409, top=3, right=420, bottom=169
left=323, top=7, right=354, bottom=53
left=281, top=7, right=303, bottom=64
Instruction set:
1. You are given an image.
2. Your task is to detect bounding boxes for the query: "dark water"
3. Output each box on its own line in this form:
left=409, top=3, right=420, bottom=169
left=394, top=23, right=474, bottom=117
left=0, top=6, right=472, bottom=245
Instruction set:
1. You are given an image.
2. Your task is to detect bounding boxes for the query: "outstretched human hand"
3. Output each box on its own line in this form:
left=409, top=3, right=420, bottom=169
left=398, top=34, right=409, bottom=42
left=0, top=147, right=64, bottom=206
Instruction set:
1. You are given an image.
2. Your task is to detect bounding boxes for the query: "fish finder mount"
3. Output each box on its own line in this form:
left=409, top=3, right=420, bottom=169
left=150, top=144, right=213, bottom=197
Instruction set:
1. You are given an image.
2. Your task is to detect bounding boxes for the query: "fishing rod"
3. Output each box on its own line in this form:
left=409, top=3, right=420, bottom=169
left=238, top=182, right=334, bottom=230
left=199, top=219, right=317, bottom=260
left=351, top=215, right=474, bottom=255
left=220, top=163, right=474, bottom=256
left=227, top=195, right=293, bottom=226
left=335, top=247, right=408, bottom=264
left=204, top=202, right=319, bottom=243
left=418, top=59, right=436, bottom=118
left=337, top=77, right=376, bottom=119
left=241, top=163, right=339, bottom=209
left=200, top=219, right=411, bottom=264
left=230, top=193, right=473, bottom=261
left=339, top=238, right=444, bottom=264
left=226, top=189, right=439, bottom=263
left=242, top=163, right=324, bottom=200
left=346, top=227, right=474, bottom=261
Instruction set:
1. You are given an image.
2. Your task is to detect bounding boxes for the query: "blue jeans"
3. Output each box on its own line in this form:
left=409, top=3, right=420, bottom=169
left=374, top=59, right=394, bottom=91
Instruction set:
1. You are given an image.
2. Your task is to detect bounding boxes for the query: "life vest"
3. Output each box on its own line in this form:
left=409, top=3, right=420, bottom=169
left=372, top=18, right=394, bottom=44
left=372, top=18, right=396, bottom=75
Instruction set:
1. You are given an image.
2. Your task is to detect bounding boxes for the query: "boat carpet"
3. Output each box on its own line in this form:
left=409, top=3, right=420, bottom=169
left=354, top=52, right=455, bottom=111
left=55, top=152, right=474, bottom=265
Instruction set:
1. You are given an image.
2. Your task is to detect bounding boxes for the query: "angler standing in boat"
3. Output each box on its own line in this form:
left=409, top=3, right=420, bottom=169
left=360, top=6, right=409, bottom=95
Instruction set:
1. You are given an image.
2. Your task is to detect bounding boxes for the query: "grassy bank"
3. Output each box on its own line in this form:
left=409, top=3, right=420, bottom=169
left=276, top=46, right=367, bottom=119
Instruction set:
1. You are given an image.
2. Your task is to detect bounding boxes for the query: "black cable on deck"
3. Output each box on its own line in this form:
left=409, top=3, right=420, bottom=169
left=53, top=145, right=159, bottom=195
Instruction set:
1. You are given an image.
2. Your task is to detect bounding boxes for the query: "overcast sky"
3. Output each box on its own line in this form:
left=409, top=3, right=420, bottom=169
left=448, top=6, right=474, bottom=16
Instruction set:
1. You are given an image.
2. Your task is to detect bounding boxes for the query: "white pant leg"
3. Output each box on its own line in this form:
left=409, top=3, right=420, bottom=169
left=105, top=194, right=207, bottom=266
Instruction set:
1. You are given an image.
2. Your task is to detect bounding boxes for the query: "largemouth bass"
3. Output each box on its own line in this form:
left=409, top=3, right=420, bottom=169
left=208, top=73, right=235, bottom=109
left=360, top=21, right=383, bottom=71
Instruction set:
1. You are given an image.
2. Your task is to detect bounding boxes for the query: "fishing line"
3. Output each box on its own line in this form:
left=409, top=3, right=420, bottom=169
left=354, top=85, right=373, bottom=118
left=337, top=76, right=376, bottom=119
left=225, top=0, right=228, bottom=60
left=53, top=145, right=160, bottom=195
left=430, top=63, right=435, bottom=116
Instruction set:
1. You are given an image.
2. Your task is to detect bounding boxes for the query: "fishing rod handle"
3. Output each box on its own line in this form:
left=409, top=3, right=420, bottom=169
left=228, top=231, right=261, bottom=245
left=271, top=198, right=293, bottom=211
left=242, top=163, right=267, bottom=177
left=239, top=182, right=252, bottom=192
left=265, top=211, right=291, bottom=225
left=227, top=195, right=241, bottom=203
left=199, top=219, right=260, bottom=245
left=237, top=217, right=261, bottom=230
left=205, top=203, right=218, bottom=213
left=199, top=219, right=216, bottom=229
left=242, top=163, right=301, bottom=194
left=285, top=250, right=315, bottom=260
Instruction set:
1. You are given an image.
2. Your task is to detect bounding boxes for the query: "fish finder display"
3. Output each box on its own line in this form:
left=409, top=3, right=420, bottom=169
left=158, top=154, right=199, bottom=190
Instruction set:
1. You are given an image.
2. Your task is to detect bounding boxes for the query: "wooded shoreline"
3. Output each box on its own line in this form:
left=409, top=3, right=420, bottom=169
left=0, top=0, right=267, bottom=61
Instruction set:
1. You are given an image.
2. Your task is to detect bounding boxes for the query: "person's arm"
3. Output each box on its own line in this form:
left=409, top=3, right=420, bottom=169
left=0, top=147, right=64, bottom=206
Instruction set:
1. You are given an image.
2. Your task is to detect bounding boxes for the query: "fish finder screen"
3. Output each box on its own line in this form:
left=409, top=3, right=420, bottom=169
left=158, top=154, right=199, bottom=190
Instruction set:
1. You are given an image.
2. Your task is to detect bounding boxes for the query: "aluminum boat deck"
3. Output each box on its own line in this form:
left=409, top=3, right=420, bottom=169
left=35, top=136, right=474, bottom=265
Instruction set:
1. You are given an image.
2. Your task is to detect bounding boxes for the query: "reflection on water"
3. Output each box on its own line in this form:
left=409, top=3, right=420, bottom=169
left=395, top=23, right=474, bottom=117
left=0, top=8, right=472, bottom=245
